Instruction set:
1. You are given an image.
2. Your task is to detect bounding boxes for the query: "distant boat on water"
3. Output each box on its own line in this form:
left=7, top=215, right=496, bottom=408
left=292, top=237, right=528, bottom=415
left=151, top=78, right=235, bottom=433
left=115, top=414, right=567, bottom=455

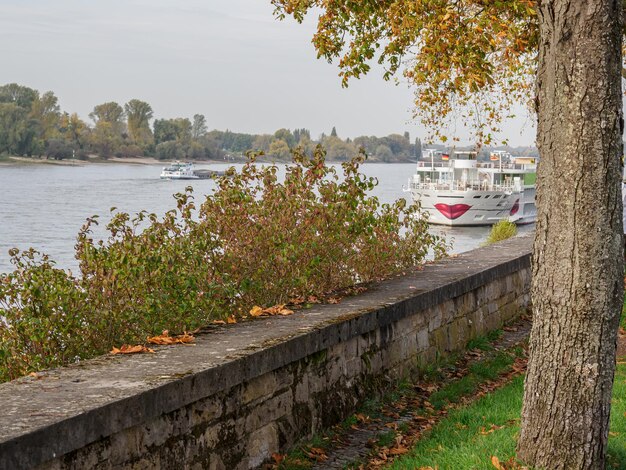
left=160, top=161, right=226, bottom=180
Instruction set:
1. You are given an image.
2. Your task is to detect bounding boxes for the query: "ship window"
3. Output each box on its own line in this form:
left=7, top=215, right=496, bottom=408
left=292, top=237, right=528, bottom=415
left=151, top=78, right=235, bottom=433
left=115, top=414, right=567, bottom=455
left=484, top=195, right=491, bottom=199
left=473, top=195, right=481, bottom=199
left=474, top=215, right=484, bottom=220
left=493, top=195, right=501, bottom=199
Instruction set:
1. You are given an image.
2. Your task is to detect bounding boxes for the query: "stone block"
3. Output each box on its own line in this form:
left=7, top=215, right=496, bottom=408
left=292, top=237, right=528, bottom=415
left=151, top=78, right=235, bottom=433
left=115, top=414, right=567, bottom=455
left=416, top=328, right=429, bottom=351
left=440, top=299, right=456, bottom=325
left=484, top=312, right=502, bottom=332
left=393, top=316, right=411, bottom=339
left=189, top=396, right=223, bottom=428
left=428, top=308, right=443, bottom=332
left=294, top=374, right=309, bottom=404
left=357, top=331, right=375, bottom=355
left=500, top=302, right=521, bottom=322
left=505, top=274, right=515, bottom=293
left=245, top=423, right=279, bottom=469
left=244, top=391, right=292, bottom=433
left=368, top=351, right=383, bottom=373
left=386, top=338, right=408, bottom=367
left=454, top=291, right=475, bottom=318
left=419, top=346, right=438, bottom=365
left=474, top=286, right=487, bottom=307
left=448, top=317, right=469, bottom=351
left=326, top=356, right=347, bottom=385
left=242, top=372, right=278, bottom=405
left=431, top=326, right=449, bottom=352
left=206, top=454, right=226, bottom=470
left=344, top=357, right=362, bottom=380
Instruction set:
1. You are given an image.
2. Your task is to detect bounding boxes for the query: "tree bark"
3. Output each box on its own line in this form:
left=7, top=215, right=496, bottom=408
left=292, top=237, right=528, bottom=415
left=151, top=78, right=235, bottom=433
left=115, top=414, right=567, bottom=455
left=517, top=1, right=623, bottom=469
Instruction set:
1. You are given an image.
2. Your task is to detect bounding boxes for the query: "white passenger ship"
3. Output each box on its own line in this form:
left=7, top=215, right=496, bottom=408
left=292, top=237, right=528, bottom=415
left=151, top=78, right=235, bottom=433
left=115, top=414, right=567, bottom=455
left=407, top=150, right=537, bottom=226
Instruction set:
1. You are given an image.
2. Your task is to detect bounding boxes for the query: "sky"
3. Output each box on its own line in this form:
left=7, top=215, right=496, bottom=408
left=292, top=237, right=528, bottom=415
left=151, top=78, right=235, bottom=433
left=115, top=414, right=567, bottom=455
left=0, top=0, right=537, bottom=146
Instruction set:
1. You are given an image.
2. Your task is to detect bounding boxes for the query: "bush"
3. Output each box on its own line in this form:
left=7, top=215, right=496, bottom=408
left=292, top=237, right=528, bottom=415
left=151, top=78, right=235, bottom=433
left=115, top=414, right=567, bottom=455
left=45, top=139, right=74, bottom=160
left=0, top=146, right=446, bottom=381
left=0, top=249, right=89, bottom=380
left=485, top=220, right=517, bottom=245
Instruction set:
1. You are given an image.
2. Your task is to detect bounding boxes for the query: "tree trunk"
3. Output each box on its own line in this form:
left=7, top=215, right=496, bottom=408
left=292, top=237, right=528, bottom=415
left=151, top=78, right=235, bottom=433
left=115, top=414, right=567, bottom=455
left=517, top=1, right=623, bottom=468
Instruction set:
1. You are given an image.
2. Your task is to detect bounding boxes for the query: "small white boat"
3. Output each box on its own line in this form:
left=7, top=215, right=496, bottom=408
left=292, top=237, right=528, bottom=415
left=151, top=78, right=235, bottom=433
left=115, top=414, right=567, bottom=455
left=406, top=150, right=537, bottom=226
left=160, top=161, right=199, bottom=180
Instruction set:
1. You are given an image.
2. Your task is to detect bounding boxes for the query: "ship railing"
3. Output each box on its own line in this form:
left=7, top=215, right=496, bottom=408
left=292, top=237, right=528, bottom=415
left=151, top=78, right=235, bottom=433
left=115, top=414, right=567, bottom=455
left=475, top=162, right=529, bottom=170
left=409, top=180, right=518, bottom=192
left=416, top=161, right=451, bottom=168
left=417, top=161, right=532, bottom=171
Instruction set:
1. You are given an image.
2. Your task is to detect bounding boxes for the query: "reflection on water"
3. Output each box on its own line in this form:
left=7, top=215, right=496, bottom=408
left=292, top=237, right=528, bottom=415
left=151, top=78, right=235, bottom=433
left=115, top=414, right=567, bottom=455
left=0, top=162, right=533, bottom=273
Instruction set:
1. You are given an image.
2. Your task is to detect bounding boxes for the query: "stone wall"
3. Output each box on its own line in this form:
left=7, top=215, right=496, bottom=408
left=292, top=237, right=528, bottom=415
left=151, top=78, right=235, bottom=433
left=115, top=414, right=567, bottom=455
left=0, top=236, right=532, bottom=470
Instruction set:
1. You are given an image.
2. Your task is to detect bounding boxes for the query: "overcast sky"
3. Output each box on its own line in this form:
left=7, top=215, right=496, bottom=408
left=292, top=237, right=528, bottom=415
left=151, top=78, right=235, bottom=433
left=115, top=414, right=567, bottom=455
left=0, top=0, right=536, bottom=146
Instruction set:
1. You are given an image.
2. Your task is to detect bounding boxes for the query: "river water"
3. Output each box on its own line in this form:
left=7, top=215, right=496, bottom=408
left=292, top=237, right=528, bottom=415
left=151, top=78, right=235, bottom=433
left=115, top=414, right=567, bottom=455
left=0, top=162, right=533, bottom=273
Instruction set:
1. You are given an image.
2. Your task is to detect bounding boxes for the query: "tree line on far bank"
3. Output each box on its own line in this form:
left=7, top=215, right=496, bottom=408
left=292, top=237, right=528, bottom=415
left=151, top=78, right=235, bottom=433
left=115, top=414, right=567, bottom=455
left=0, top=83, right=537, bottom=163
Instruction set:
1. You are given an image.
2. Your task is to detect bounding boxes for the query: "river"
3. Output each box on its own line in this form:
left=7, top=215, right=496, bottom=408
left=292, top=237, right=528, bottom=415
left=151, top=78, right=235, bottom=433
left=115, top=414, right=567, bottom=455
left=0, top=161, right=533, bottom=273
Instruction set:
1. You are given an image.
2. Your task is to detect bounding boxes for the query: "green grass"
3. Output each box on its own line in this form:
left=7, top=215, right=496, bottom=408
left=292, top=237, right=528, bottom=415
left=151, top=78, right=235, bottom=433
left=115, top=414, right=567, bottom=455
left=466, top=329, right=501, bottom=352
left=608, top=363, right=626, bottom=467
left=278, top=333, right=522, bottom=470
left=485, top=220, right=517, bottom=245
left=389, top=364, right=626, bottom=469
left=377, top=430, right=398, bottom=448
left=390, top=376, right=523, bottom=469
left=429, top=351, right=515, bottom=410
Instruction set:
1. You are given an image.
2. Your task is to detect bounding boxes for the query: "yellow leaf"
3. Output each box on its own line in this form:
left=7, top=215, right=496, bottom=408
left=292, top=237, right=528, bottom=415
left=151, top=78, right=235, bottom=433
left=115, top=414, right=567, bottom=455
left=147, top=331, right=194, bottom=345
left=249, top=306, right=265, bottom=317
left=389, top=446, right=409, bottom=455
left=227, top=315, right=237, bottom=324
left=491, top=456, right=505, bottom=470
left=263, top=304, right=285, bottom=315
left=110, top=344, right=155, bottom=355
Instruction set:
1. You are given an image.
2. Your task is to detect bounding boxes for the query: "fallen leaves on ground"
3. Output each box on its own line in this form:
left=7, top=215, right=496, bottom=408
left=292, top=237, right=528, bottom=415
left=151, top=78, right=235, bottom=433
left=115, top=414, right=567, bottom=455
left=147, top=330, right=195, bottom=345
left=288, top=296, right=306, bottom=306
left=249, top=304, right=294, bottom=317
left=480, top=424, right=505, bottom=435
left=388, top=444, right=409, bottom=456
left=110, top=344, right=155, bottom=355
left=279, top=319, right=531, bottom=470
left=304, top=446, right=328, bottom=461
left=491, top=455, right=529, bottom=470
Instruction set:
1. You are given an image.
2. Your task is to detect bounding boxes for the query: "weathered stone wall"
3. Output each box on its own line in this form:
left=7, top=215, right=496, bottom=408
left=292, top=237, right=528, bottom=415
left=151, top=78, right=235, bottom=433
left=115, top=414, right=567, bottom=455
left=0, top=236, right=532, bottom=470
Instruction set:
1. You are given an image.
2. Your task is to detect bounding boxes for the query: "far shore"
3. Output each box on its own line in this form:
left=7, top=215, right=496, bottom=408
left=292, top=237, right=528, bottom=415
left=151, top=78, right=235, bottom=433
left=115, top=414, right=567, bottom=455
left=0, top=154, right=416, bottom=168
left=0, top=155, right=232, bottom=167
